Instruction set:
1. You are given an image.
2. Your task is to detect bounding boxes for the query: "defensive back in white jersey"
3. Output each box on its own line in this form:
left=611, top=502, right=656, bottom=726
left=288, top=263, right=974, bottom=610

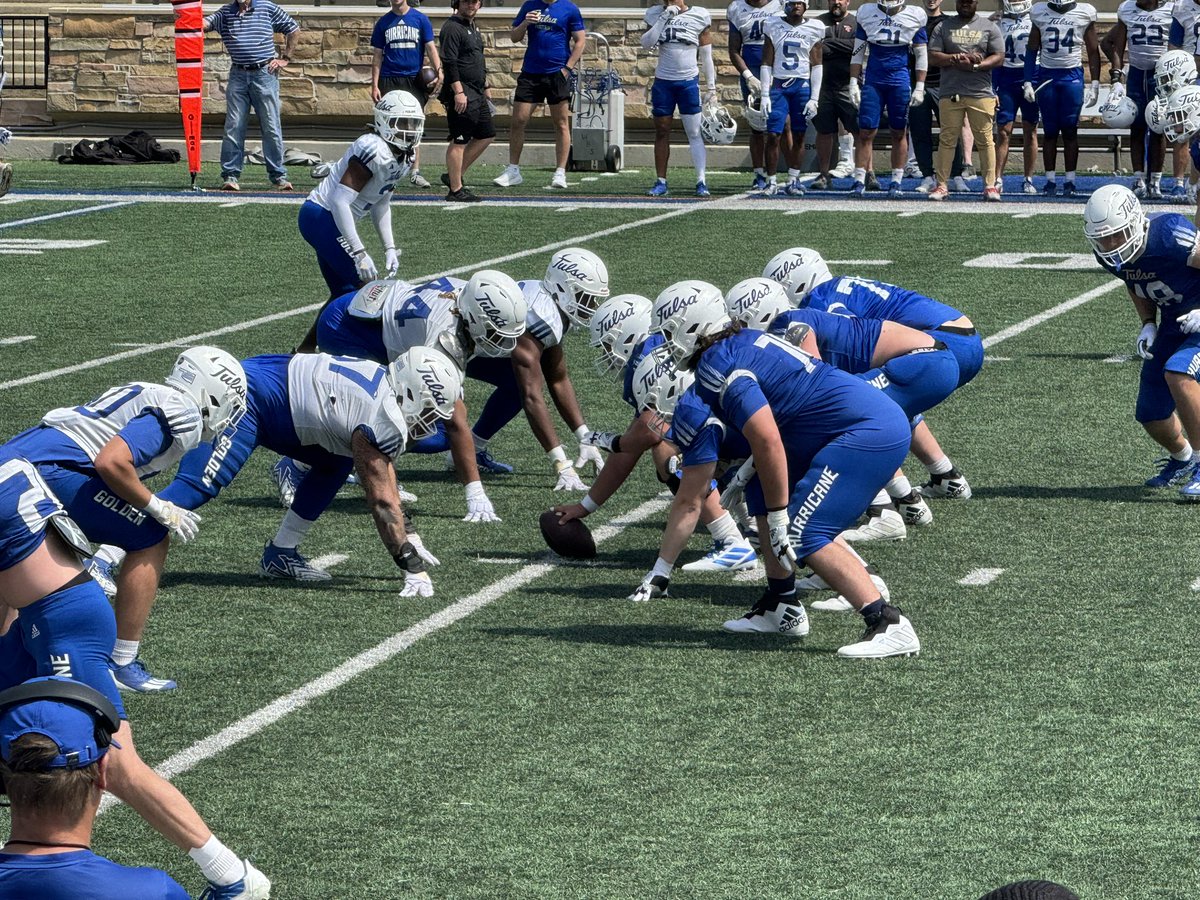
left=41, top=383, right=203, bottom=479
left=380, top=278, right=469, bottom=368
left=519, top=280, right=567, bottom=349
left=306, top=134, right=412, bottom=219
left=1030, top=1, right=1097, bottom=69
left=763, top=17, right=824, bottom=80
left=286, top=353, right=408, bottom=460
left=645, top=5, right=713, bottom=80
left=999, top=13, right=1034, bottom=68
left=1118, top=0, right=1171, bottom=71
left=726, top=0, right=783, bottom=53
left=1172, top=0, right=1200, bottom=57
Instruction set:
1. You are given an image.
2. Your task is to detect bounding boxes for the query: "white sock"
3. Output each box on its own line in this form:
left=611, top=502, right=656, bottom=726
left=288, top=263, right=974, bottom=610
left=754, top=166, right=766, bottom=176
left=1065, top=170, right=1075, bottom=182
left=886, top=475, right=913, bottom=499
left=189, top=836, right=245, bottom=887
left=273, top=509, right=315, bottom=550
left=112, top=639, right=138, bottom=667
left=1150, top=171, right=1162, bottom=187
left=1045, top=171, right=1057, bottom=183
left=767, top=174, right=778, bottom=185
left=788, top=168, right=800, bottom=180
left=839, top=132, right=853, bottom=160
left=926, top=455, right=954, bottom=475
left=554, top=166, right=565, bottom=176
left=854, top=167, right=866, bottom=182
left=96, top=545, right=126, bottom=568
left=870, top=489, right=890, bottom=508
left=682, top=111, right=706, bottom=183
left=1172, top=442, right=1194, bottom=461
left=891, top=168, right=903, bottom=184
left=706, top=511, right=742, bottom=544
left=472, top=432, right=489, bottom=452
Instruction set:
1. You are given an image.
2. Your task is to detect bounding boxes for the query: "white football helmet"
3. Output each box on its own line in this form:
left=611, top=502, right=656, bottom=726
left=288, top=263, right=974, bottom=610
left=1146, top=96, right=1168, bottom=134
left=631, top=345, right=696, bottom=438
left=1002, top=0, right=1031, bottom=14
left=1155, top=50, right=1198, bottom=97
left=1165, top=85, right=1200, bottom=143
left=1101, top=95, right=1138, bottom=129
left=701, top=104, right=739, bottom=145
left=878, top=0, right=905, bottom=13
left=725, top=277, right=791, bottom=330
left=388, top=345, right=463, bottom=440
left=375, top=90, right=425, bottom=153
left=590, top=294, right=653, bottom=375
left=543, top=248, right=610, bottom=327
left=652, top=280, right=731, bottom=369
left=1083, top=184, right=1149, bottom=269
left=743, top=92, right=769, bottom=133
left=458, top=270, right=527, bottom=358
left=1046, top=0, right=1075, bottom=10
left=165, top=346, right=248, bottom=441
left=762, top=247, right=833, bottom=305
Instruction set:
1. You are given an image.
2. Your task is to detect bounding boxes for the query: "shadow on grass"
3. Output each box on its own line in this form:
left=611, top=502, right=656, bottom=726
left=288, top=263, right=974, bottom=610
left=481, top=623, right=822, bottom=653
left=970, top=484, right=1152, bottom=502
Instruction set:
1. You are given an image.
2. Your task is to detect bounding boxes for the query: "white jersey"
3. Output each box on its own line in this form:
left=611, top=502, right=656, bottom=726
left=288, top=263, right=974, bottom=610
left=287, top=353, right=408, bottom=460
left=379, top=277, right=469, bottom=369
left=1119, top=0, right=1171, bottom=71
left=1172, top=0, right=1200, bottom=56
left=645, top=5, right=713, bottom=80
left=855, top=5, right=928, bottom=81
left=763, top=16, right=825, bottom=80
left=1029, top=1, right=1097, bottom=69
left=727, top=0, right=783, bottom=60
left=998, top=13, right=1035, bottom=68
left=306, top=134, right=411, bottom=219
left=41, top=383, right=203, bottom=479
left=518, top=280, right=567, bottom=349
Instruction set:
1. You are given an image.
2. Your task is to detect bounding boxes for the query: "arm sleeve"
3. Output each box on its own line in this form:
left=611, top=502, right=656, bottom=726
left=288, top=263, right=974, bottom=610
left=1023, top=34, right=1038, bottom=81
left=809, top=62, right=822, bottom=97
left=700, top=43, right=717, bottom=87
left=570, top=8, right=586, bottom=34
left=204, top=9, right=221, bottom=32
left=852, top=36, right=867, bottom=65
left=511, top=2, right=531, bottom=28
left=642, top=12, right=671, bottom=51
left=914, top=43, right=928, bottom=72
left=371, top=194, right=395, bottom=250
left=681, top=422, right=724, bottom=468
left=331, top=182, right=366, bottom=254
left=928, top=21, right=943, bottom=52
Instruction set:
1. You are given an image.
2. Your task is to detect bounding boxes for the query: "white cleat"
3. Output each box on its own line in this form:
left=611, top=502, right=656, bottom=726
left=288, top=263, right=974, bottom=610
left=795, top=570, right=890, bottom=600
left=550, top=170, right=568, bottom=189
left=837, top=607, right=920, bottom=659
left=493, top=165, right=523, bottom=187
left=914, top=175, right=937, bottom=194
left=919, top=468, right=972, bottom=499
left=722, top=599, right=810, bottom=636
left=810, top=595, right=854, bottom=612
left=894, top=493, right=933, bottom=526
left=840, top=508, right=907, bottom=543
left=397, top=484, right=419, bottom=504
left=830, top=159, right=855, bottom=179
left=681, top=540, right=757, bottom=573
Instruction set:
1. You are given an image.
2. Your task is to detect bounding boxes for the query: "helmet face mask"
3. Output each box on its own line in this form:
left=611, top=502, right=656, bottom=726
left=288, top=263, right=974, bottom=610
left=458, top=270, right=528, bottom=358
left=1002, top=0, right=1031, bottom=13
left=631, top=346, right=695, bottom=439
left=1164, top=85, right=1200, bottom=144
left=743, top=93, right=769, bottom=132
left=374, top=90, right=425, bottom=155
left=589, top=294, right=653, bottom=376
left=388, top=346, right=463, bottom=440
left=1154, top=50, right=1199, bottom=96
left=701, top=105, right=739, bottom=145
left=165, top=346, right=248, bottom=441
left=1083, top=185, right=1149, bottom=269
left=543, top=248, right=610, bottom=327
left=878, top=0, right=905, bottom=14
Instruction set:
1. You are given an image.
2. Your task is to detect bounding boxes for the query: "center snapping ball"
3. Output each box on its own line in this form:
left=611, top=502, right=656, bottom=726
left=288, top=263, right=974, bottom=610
left=539, top=510, right=597, bottom=560
left=417, top=66, right=439, bottom=93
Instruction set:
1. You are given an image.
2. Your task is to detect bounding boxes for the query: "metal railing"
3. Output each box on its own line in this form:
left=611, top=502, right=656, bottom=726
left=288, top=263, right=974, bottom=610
left=0, top=17, right=48, bottom=90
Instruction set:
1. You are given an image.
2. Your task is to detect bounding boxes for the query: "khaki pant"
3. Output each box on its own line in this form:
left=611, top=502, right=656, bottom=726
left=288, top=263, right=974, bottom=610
left=936, top=94, right=997, bottom=188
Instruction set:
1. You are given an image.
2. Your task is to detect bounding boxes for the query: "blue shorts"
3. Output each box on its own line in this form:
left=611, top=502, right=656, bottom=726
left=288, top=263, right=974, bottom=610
left=1126, top=65, right=1156, bottom=120
left=994, top=67, right=1038, bottom=127
left=1035, top=67, right=1083, bottom=138
left=316, top=293, right=389, bottom=363
left=0, top=458, right=63, bottom=570
left=859, top=346, right=960, bottom=420
left=1189, top=138, right=1200, bottom=173
left=930, top=326, right=984, bottom=389
left=0, top=581, right=125, bottom=719
left=37, top=466, right=167, bottom=553
left=652, top=76, right=702, bottom=118
left=1136, top=328, right=1200, bottom=423
left=767, top=79, right=811, bottom=135
left=859, top=79, right=910, bottom=132
left=299, top=200, right=360, bottom=300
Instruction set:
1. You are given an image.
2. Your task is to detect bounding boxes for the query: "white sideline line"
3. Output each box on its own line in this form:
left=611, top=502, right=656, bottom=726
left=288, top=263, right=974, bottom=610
left=0, top=202, right=709, bottom=394
left=0, top=201, right=135, bottom=231
left=958, top=568, right=1005, bottom=586
left=96, top=494, right=669, bottom=815
left=309, top=552, right=349, bottom=572
left=477, top=557, right=525, bottom=565
left=982, top=281, right=1124, bottom=349
left=0, top=335, right=35, bottom=346
left=1191, top=577, right=1200, bottom=592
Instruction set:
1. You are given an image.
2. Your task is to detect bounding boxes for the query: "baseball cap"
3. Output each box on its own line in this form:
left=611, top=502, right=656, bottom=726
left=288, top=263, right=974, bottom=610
left=0, top=676, right=120, bottom=770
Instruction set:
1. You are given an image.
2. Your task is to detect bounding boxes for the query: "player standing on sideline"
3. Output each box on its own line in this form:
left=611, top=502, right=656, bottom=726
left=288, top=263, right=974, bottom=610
left=760, top=0, right=825, bottom=195
left=849, top=0, right=929, bottom=198
left=371, top=0, right=442, bottom=189
left=642, top=0, right=718, bottom=197
left=1103, top=0, right=1172, bottom=199
left=295, top=91, right=423, bottom=352
left=994, top=0, right=1041, bottom=194
left=810, top=0, right=860, bottom=188
left=1024, top=0, right=1100, bottom=196
left=1084, top=184, right=1200, bottom=498
left=728, top=0, right=783, bottom=190
left=494, top=0, right=587, bottom=190
left=1168, top=5, right=1200, bottom=199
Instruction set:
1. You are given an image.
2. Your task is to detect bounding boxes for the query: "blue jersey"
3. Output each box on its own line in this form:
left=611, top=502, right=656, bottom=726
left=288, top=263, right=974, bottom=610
left=371, top=7, right=435, bottom=78
left=693, top=329, right=912, bottom=464
left=855, top=4, right=928, bottom=84
left=0, top=850, right=189, bottom=900
left=769, top=308, right=883, bottom=374
left=512, top=0, right=585, bottom=73
left=0, top=458, right=81, bottom=571
left=802, top=275, right=963, bottom=331
left=669, top=387, right=752, bottom=468
left=1096, top=213, right=1200, bottom=326
left=623, top=333, right=666, bottom=412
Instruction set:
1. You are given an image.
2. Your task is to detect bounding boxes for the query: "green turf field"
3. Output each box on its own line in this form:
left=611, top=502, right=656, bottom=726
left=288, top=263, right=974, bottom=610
left=1, top=172, right=1197, bottom=899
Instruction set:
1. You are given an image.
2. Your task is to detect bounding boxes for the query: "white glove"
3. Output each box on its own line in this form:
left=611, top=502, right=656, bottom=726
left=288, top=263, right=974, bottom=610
left=1022, top=81, right=1037, bottom=104
left=553, top=460, right=587, bottom=491
left=463, top=481, right=500, bottom=523
left=804, top=97, right=819, bottom=120
left=662, top=4, right=682, bottom=18
left=1178, top=311, right=1200, bottom=334
left=1109, top=82, right=1126, bottom=103
left=1137, top=322, right=1158, bottom=359
left=628, top=573, right=670, bottom=602
left=574, top=439, right=606, bottom=475
left=400, top=571, right=434, bottom=597
left=849, top=79, right=861, bottom=109
left=766, top=508, right=797, bottom=574
left=0, top=127, right=10, bottom=146
left=719, top=456, right=756, bottom=512
left=384, top=248, right=401, bottom=278
left=145, top=495, right=202, bottom=543
left=760, top=91, right=773, bottom=117
left=741, top=69, right=761, bottom=94
left=909, top=85, right=925, bottom=108
left=1085, top=81, right=1100, bottom=109
left=407, top=531, right=441, bottom=567
left=354, top=250, right=378, bottom=283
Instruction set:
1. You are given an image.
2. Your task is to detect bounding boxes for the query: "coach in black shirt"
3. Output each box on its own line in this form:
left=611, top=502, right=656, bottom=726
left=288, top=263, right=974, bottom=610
left=440, top=0, right=494, bottom=202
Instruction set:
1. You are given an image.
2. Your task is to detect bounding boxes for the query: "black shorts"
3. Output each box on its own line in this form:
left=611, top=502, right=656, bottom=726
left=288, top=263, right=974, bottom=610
left=446, top=93, right=496, bottom=145
left=513, top=70, right=571, bottom=106
left=813, top=83, right=859, bottom=135
left=379, top=75, right=430, bottom=109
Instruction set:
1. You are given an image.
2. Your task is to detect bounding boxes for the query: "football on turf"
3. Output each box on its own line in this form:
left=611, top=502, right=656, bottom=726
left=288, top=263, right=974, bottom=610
left=417, top=66, right=439, bottom=93
left=539, top=510, right=597, bottom=560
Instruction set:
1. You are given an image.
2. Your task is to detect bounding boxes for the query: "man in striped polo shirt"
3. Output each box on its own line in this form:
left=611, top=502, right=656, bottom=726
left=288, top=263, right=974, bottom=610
left=205, top=0, right=300, bottom=191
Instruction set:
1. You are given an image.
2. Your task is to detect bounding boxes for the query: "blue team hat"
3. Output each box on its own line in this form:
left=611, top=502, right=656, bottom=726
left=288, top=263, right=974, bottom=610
left=0, top=676, right=121, bottom=770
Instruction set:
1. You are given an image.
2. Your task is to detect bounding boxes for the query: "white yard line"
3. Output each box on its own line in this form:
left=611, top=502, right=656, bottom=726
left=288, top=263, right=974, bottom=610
left=1191, top=577, right=1200, bottom=592
left=0, top=335, right=35, bottom=346
left=97, top=494, right=670, bottom=814
left=0, top=200, right=136, bottom=230
left=829, top=259, right=891, bottom=266
left=982, top=281, right=1124, bottom=349
left=309, top=552, right=349, bottom=572
left=958, top=568, right=1005, bottom=586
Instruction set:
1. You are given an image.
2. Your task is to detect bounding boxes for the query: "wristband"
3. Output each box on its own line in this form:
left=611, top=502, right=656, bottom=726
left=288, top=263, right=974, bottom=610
left=580, top=495, right=600, bottom=514
left=574, top=424, right=590, bottom=441
left=393, top=541, right=426, bottom=574
left=547, top=445, right=568, bottom=465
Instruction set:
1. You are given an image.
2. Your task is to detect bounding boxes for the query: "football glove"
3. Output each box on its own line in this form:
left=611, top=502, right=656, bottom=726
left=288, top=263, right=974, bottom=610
left=741, top=69, right=761, bottom=94
left=1137, top=322, right=1158, bottom=359
left=581, top=430, right=621, bottom=454
left=400, top=571, right=434, bottom=597
left=574, top=440, right=606, bottom=475
left=804, top=97, right=819, bottom=120
left=849, top=79, right=862, bottom=109
left=628, top=573, right=670, bottom=602
left=384, top=248, right=401, bottom=278
left=463, top=481, right=501, bottom=523
left=766, top=508, right=797, bottom=574
left=1022, top=81, right=1037, bottom=104
left=407, top=531, right=441, bottom=567
left=909, top=85, right=925, bottom=108
left=719, top=456, right=756, bottom=512
left=662, top=4, right=682, bottom=18
left=1085, top=81, right=1101, bottom=109
left=354, top=250, right=378, bottom=283
left=145, top=495, right=201, bottom=543
left=553, top=460, right=587, bottom=491
left=1178, top=311, right=1200, bottom=334
left=760, top=92, right=773, bottom=117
